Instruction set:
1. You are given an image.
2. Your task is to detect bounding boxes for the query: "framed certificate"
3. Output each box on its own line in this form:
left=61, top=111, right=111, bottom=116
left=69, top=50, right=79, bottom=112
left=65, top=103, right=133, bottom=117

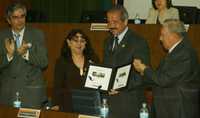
left=112, top=64, right=131, bottom=90
left=84, top=65, right=113, bottom=91
left=84, top=64, right=132, bottom=91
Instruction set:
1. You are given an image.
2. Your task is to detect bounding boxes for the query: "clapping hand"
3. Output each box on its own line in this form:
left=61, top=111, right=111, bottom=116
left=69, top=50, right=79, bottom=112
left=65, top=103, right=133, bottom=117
left=5, top=38, right=15, bottom=58
left=17, top=40, right=30, bottom=56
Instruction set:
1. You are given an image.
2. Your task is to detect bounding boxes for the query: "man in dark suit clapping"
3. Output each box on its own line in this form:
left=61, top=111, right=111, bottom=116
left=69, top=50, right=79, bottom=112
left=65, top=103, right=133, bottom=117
left=0, top=2, right=48, bottom=108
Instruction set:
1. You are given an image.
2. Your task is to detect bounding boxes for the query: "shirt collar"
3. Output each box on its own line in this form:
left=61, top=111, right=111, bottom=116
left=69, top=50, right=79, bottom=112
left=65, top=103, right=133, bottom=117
left=168, top=39, right=182, bottom=53
left=12, top=27, right=25, bottom=38
left=116, top=27, right=128, bottom=43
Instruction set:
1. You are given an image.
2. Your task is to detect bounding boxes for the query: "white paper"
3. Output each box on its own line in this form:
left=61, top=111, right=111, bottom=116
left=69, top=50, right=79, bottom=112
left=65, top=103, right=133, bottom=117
left=17, top=108, right=40, bottom=118
left=112, top=64, right=131, bottom=90
left=78, top=114, right=100, bottom=118
left=84, top=65, right=112, bottom=91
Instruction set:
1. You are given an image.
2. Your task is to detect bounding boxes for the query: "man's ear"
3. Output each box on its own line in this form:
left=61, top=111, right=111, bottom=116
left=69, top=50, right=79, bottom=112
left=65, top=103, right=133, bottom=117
left=66, top=39, right=71, bottom=46
left=7, top=18, right=11, bottom=25
left=124, top=19, right=128, bottom=26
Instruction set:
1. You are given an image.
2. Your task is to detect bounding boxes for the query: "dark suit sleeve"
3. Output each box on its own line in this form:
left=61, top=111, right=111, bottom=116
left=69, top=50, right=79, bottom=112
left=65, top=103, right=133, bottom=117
left=52, top=58, right=65, bottom=107
left=0, top=33, right=10, bottom=70
left=102, top=37, right=110, bottom=64
left=28, top=30, right=48, bottom=69
left=144, top=52, right=193, bottom=87
left=0, top=49, right=8, bottom=70
left=134, top=38, right=150, bottom=65
left=0, top=55, right=10, bottom=70
left=130, top=36, right=151, bottom=88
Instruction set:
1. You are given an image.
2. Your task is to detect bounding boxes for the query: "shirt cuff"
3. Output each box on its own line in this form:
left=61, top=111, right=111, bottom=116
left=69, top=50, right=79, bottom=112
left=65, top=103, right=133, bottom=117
left=22, top=50, right=29, bottom=60
left=7, top=54, right=13, bottom=62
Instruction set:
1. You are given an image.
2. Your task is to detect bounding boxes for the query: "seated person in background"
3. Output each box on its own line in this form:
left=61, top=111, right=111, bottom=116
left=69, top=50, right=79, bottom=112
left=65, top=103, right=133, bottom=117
left=134, top=19, right=199, bottom=118
left=145, top=0, right=179, bottom=24
left=52, top=29, right=99, bottom=112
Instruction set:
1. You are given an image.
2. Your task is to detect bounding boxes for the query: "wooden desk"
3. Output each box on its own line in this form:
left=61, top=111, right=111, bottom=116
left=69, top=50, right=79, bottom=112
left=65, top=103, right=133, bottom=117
left=0, top=105, right=78, bottom=118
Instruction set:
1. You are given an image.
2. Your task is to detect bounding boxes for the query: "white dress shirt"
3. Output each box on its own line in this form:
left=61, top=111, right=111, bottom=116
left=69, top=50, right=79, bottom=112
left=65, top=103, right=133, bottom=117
left=112, top=27, right=128, bottom=49
left=168, top=39, right=182, bottom=53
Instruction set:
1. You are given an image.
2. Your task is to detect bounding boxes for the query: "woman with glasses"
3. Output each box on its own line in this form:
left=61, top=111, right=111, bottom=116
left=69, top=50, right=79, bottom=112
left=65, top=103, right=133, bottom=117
left=145, top=0, right=179, bottom=24
left=52, top=29, right=99, bottom=112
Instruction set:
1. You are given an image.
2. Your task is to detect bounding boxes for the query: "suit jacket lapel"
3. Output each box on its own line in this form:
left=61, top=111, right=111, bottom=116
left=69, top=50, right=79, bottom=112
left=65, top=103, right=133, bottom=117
left=113, top=29, right=130, bottom=54
left=168, top=40, right=184, bottom=58
left=7, top=27, right=31, bottom=44
left=108, top=37, right=114, bottom=55
left=159, top=40, right=185, bottom=72
left=23, top=27, right=31, bottom=44
left=7, top=28, right=14, bottom=40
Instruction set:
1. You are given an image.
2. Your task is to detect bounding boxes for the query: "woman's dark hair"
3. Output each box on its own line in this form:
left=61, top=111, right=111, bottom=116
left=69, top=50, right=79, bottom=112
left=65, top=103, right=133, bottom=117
left=152, top=0, right=172, bottom=9
left=60, top=29, right=98, bottom=61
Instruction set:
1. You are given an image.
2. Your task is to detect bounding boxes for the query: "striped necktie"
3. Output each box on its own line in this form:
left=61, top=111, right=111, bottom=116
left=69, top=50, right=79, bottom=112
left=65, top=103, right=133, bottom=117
left=15, top=34, right=20, bottom=48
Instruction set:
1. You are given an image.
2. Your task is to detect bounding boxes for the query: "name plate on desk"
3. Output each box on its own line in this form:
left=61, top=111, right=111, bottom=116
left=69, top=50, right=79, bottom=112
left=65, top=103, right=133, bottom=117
left=17, top=108, right=40, bottom=118
left=78, top=114, right=100, bottom=118
left=90, top=23, right=109, bottom=31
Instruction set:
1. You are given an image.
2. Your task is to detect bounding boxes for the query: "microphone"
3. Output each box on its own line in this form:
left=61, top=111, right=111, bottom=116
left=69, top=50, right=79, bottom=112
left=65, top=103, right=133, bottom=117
left=42, top=99, right=52, bottom=110
left=97, top=85, right=102, bottom=107
left=89, top=76, right=94, bottom=81
left=97, top=85, right=102, bottom=91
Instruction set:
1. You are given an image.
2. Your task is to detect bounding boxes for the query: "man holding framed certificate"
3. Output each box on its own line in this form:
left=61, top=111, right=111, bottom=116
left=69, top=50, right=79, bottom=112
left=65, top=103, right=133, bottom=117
left=102, top=5, right=150, bottom=118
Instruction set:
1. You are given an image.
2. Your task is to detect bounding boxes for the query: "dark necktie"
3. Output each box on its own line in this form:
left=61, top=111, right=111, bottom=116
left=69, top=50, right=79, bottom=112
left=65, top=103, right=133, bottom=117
left=112, top=36, right=119, bottom=52
left=156, top=15, right=161, bottom=24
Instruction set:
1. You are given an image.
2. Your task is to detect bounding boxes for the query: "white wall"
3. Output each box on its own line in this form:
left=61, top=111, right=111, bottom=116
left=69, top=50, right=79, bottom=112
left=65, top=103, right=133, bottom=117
left=172, top=0, right=200, bottom=8
left=124, top=0, right=152, bottom=19
left=124, top=0, right=200, bottom=20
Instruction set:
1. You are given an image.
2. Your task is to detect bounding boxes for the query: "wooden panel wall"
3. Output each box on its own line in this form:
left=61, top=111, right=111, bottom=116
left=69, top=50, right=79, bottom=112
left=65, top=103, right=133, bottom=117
left=0, top=0, right=112, bottom=22
left=0, top=24, right=200, bottom=96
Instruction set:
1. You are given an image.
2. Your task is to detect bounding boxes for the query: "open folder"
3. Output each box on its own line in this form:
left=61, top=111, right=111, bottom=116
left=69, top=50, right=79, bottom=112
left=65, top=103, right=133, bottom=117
left=84, top=64, right=132, bottom=91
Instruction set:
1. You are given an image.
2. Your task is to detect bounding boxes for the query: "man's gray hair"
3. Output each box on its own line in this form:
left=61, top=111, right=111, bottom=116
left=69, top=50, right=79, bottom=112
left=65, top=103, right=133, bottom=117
left=107, top=5, right=129, bottom=21
left=6, top=2, right=27, bottom=19
left=163, top=19, right=186, bottom=37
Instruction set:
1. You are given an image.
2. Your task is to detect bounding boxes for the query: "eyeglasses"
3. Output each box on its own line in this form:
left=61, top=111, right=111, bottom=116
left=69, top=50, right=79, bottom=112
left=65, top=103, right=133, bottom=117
left=10, top=14, right=26, bottom=20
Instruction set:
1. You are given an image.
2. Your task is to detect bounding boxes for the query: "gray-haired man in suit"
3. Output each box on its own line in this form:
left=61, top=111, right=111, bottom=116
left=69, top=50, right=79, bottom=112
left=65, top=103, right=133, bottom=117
left=0, top=2, right=48, bottom=108
left=103, top=5, right=150, bottom=118
left=134, top=19, right=199, bottom=118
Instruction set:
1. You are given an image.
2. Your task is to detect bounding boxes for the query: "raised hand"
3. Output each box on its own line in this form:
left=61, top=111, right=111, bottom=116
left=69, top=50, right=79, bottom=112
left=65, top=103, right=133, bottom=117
left=5, top=38, right=15, bottom=58
left=108, top=89, right=119, bottom=96
left=17, top=40, right=30, bottom=56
